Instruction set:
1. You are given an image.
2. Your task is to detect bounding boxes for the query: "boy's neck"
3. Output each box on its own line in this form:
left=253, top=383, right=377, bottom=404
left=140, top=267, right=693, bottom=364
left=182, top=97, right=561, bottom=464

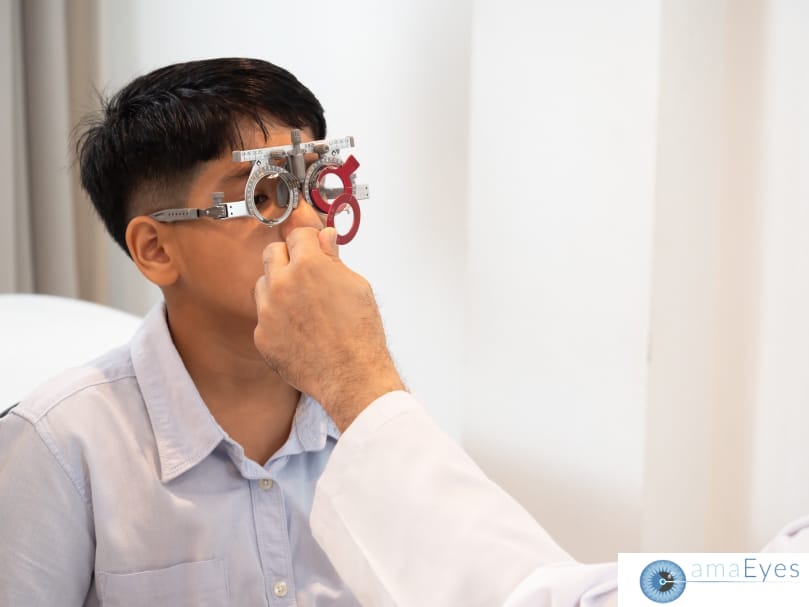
left=164, top=301, right=300, bottom=465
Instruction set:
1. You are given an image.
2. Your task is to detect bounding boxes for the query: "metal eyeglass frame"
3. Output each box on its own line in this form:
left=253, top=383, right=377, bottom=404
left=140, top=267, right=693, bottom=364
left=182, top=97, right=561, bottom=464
left=149, top=129, right=369, bottom=244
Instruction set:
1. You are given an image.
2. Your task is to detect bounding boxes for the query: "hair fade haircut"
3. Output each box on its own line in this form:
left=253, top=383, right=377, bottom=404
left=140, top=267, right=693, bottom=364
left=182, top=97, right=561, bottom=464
left=77, top=58, right=327, bottom=254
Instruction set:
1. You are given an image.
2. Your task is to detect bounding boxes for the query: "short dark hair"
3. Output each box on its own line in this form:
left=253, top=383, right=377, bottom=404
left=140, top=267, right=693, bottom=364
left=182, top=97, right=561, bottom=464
left=77, top=58, right=327, bottom=254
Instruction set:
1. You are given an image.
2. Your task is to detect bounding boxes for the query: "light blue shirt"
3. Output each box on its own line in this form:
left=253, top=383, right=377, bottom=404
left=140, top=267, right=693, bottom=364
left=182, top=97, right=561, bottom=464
left=0, top=303, right=356, bottom=606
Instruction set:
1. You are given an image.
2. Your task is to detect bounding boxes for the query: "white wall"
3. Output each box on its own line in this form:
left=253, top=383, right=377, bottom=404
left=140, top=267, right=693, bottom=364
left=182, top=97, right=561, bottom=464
left=463, top=0, right=659, bottom=561
left=642, top=0, right=809, bottom=554
left=642, top=0, right=767, bottom=553
left=750, top=0, right=809, bottom=548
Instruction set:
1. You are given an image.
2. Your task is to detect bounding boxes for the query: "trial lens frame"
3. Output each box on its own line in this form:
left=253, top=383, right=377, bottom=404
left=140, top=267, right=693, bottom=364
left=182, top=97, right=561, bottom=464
left=150, top=129, right=369, bottom=244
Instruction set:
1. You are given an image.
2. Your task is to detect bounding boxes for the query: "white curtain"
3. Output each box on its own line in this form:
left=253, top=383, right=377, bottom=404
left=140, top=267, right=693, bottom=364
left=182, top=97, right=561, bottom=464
left=3, top=0, right=808, bottom=562
left=0, top=0, right=34, bottom=293
left=0, top=0, right=154, bottom=309
left=1, top=0, right=79, bottom=296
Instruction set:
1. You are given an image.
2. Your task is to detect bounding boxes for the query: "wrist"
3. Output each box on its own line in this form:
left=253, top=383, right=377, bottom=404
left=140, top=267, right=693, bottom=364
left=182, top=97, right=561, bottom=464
left=325, top=368, right=405, bottom=432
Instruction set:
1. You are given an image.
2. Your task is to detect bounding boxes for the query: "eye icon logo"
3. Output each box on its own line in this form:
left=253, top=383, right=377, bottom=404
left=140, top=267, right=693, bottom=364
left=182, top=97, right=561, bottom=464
left=640, top=560, right=687, bottom=603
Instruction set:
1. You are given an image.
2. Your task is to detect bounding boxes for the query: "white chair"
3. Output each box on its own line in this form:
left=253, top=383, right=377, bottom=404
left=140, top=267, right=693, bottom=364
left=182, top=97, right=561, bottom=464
left=0, top=294, right=142, bottom=412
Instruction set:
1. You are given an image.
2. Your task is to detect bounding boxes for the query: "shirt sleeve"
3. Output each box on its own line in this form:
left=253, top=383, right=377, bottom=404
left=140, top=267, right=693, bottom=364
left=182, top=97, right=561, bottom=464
left=311, top=391, right=618, bottom=607
left=0, top=412, right=95, bottom=606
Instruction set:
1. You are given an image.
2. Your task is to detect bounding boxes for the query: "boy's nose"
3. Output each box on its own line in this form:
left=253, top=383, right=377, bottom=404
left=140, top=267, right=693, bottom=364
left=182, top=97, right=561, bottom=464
left=278, top=196, right=324, bottom=241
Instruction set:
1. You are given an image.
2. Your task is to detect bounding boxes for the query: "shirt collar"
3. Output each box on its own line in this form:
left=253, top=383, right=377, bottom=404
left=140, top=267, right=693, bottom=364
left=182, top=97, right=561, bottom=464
left=219, top=392, right=340, bottom=479
left=131, top=302, right=339, bottom=483
left=131, top=303, right=223, bottom=482
left=284, top=393, right=341, bottom=456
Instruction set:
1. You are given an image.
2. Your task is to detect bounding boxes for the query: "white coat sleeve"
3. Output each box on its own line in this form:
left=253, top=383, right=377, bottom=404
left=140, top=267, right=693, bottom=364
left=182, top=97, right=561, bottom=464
left=761, top=515, right=809, bottom=552
left=311, top=391, right=618, bottom=607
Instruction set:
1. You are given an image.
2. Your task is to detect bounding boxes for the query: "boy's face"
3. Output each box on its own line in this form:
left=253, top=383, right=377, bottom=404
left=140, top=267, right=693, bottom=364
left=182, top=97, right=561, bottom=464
left=167, top=123, right=324, bottom=327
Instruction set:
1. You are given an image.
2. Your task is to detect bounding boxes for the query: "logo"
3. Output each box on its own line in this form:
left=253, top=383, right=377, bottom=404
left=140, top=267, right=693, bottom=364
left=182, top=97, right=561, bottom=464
left=640, top=560, right=687, bottom=603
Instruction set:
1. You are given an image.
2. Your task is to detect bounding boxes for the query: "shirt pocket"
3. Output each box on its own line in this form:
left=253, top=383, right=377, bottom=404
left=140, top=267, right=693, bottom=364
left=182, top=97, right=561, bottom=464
left=96, top=558, right=228, bottom=607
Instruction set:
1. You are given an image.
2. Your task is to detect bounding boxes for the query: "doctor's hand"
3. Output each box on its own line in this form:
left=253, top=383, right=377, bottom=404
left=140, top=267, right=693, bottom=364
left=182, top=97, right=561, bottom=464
left=253, top=227, right=405, bottom=431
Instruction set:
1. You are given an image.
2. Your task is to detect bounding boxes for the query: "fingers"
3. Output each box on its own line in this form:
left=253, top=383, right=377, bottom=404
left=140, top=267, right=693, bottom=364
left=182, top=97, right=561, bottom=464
left=318, top=227, right=340, bottom=258
left=253, top=274, right=267, bottom=308
left=285, top=226, right=322, bottom=263
left=252, top=274, right=270, bottom=348
left=262, top=241, right=290, bottom=276
left=279, top=227, right=339, bottom=266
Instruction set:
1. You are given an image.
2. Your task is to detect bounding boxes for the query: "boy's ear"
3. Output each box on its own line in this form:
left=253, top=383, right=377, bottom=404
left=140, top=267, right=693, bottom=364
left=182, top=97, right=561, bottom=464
left=125, top=217, right=180, bottom=286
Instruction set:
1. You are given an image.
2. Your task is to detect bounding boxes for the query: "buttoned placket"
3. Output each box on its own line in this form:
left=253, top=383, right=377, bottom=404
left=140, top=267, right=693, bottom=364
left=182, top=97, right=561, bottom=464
left=214, top=395, right=338, bottom=606
left=251, top=473, right=296, bottom=605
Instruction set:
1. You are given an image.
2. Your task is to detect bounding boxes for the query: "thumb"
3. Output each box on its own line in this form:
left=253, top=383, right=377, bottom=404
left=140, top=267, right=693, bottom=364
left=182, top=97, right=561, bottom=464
left=318, top=226, right=340, bottom=258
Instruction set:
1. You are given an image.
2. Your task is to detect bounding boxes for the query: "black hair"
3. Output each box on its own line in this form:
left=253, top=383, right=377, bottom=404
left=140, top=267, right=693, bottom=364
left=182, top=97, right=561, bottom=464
left=77, top=58, right=327, bottom=254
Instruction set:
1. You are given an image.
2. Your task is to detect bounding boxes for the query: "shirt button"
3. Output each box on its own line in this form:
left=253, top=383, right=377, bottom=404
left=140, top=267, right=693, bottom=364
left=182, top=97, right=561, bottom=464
left=259, top=478, right=273, bottom=490
left=273, top=580, right=288, bottom=597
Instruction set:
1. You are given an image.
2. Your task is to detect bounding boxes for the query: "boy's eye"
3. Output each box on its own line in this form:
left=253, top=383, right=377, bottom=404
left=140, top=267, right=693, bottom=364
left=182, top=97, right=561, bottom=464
left=253, top=180, right=290, bottom=208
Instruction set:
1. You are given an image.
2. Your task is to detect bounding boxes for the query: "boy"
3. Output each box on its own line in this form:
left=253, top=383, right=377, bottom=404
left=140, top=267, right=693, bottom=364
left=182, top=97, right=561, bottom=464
left=0, top=58, right=357, bottom=606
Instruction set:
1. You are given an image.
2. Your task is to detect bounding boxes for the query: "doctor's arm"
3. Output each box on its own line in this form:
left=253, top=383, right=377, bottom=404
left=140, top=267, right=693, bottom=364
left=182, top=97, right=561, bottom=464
left=253, top=227, right=618, bottom=606
left=310, top=390, right=618, bottom=607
